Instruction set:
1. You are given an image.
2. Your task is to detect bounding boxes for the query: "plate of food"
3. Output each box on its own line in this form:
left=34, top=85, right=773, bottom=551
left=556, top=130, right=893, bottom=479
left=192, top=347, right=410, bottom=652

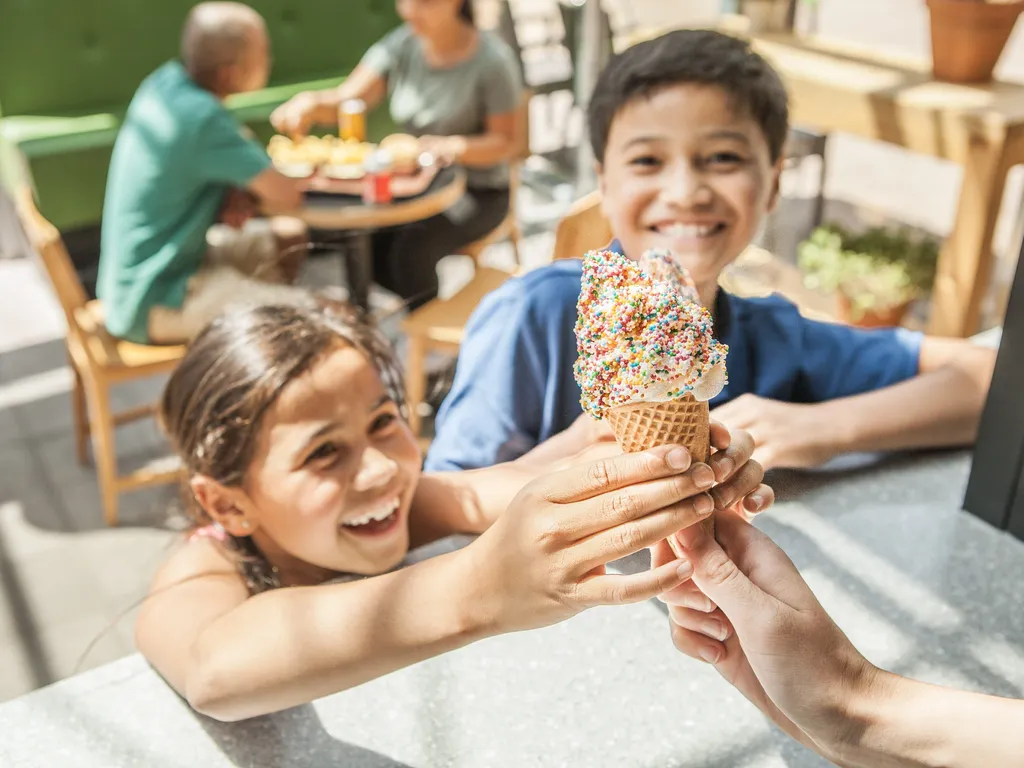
left=321, top=139, right=376, bottom=180
left=268, top=135, right=376, bottom=179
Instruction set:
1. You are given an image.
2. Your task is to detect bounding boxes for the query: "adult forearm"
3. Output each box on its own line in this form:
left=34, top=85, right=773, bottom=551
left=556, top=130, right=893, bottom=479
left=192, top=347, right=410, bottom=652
left=822, top=365, right=986, bottom=456
left=831, top=672, right=1024, bottom=767
left=185, top=548, right=493, bottom=721
left=445, top=133, right=513, bottom=167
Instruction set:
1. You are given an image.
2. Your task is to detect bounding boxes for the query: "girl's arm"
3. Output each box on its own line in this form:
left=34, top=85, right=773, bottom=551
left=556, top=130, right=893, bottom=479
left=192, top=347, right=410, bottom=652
left=409, top=418, right=621, bottom=543
left=137, top=446, right=732, bottom=721
left=410, top=418, right=746, bottom=543
left=137, top=538, right=492, bottom=722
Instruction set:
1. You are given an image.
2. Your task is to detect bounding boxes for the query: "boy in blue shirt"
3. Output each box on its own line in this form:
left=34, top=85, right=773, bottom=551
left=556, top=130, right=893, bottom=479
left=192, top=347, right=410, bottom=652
left=426, top=29, right=996, bottom=472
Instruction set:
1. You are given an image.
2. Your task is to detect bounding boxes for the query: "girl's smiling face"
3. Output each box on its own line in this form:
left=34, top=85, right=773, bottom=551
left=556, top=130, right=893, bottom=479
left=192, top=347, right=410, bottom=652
left=206, top=344, right=422, bottom=583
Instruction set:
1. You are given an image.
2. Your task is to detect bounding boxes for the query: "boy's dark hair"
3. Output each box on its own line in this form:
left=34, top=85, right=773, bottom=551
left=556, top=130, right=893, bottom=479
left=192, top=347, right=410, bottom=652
left=587, top=29, right=790, bottom=163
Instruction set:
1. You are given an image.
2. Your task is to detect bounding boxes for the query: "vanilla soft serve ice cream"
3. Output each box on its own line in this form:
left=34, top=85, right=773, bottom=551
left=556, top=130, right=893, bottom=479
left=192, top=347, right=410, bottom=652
left=573, top=249, right=728, bottom=419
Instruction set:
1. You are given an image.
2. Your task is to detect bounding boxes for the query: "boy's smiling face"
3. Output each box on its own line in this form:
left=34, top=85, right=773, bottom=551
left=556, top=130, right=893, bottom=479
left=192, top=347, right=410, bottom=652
left=597, top=82, right=784, bottom=306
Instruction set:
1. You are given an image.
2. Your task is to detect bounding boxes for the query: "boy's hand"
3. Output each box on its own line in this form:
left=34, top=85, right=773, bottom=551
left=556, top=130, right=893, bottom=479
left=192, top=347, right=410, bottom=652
left=219, top=188, right=258, bottom=229
left=712, top=395, right=839, bottom=470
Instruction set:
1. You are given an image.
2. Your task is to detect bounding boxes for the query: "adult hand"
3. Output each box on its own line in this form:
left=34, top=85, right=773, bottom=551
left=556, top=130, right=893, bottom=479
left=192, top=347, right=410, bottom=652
left=468, top=444, right=717, bottom=634
left=416, top=135, right=465, bottom=166
left=652, top=422, right=773, bottom=629
left=712, top=394, right=839, bottom=470
left=662, top=509, right=880, bottom=757
left=270, top=92, right=321, bottom=138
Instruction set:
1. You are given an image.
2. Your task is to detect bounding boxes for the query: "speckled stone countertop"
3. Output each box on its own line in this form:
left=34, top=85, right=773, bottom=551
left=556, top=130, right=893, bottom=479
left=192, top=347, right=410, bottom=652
left=3, top=450, right=1024, bottom=768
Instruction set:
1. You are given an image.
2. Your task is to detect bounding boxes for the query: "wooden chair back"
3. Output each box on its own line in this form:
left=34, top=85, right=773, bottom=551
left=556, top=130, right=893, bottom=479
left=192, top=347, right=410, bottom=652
left=512, top=89, right=532, bottom=165
left=552, top=190, right=613, bottom=262
left=13, top=186, right=89, bottom=328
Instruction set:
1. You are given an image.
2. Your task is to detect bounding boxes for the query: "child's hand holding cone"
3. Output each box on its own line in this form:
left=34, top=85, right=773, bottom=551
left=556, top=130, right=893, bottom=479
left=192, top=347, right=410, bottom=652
left=573, top=248, right=729, bottom=536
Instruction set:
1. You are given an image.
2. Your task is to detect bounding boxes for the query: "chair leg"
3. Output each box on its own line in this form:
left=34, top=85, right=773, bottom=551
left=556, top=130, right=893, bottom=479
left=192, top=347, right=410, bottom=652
left=69, top=358, right=89, bottom=466
left=405, top=333, right=428, bottom=440
left=508, top=223, right=522, bottom=267
left=813, top=137, right=828, bottom=228
left=86, top=380, right=120, bottom=526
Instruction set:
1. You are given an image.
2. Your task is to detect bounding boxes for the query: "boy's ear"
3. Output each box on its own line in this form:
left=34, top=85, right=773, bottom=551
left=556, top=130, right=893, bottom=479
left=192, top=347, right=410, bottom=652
left=190, top=475, right=258, bottom=537
left=766, top=156, right=785, bottom=214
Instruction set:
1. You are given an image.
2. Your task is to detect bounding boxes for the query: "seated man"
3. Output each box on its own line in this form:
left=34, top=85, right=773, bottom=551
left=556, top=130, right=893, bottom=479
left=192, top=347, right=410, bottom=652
left=98, top=1, right=312, bottom=345
left=425, top=29, right=996, bottom=472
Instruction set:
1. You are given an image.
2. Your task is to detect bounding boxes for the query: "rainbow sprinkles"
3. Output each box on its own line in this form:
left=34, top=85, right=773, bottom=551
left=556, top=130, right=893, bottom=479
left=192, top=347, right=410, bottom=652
left=573, top=249, right=728, bottom=420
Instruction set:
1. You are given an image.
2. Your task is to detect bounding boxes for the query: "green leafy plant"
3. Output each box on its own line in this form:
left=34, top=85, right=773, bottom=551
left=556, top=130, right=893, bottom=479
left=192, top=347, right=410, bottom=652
left=797, top=224, right=940, bottom=322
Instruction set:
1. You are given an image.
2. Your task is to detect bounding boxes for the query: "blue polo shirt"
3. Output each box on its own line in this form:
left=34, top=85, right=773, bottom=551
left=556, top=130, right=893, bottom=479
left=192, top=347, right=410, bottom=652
left=425, top=243, right=923, bottom=471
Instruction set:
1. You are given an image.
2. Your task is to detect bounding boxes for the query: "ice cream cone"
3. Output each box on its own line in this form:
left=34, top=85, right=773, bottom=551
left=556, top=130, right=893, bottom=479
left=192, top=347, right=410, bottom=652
left=605, top=394, right=715, bottom=538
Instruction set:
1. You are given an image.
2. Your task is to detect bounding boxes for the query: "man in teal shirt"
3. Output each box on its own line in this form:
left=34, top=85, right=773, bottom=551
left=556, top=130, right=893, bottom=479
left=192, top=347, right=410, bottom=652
left=99, top=1, right=310, bottom=345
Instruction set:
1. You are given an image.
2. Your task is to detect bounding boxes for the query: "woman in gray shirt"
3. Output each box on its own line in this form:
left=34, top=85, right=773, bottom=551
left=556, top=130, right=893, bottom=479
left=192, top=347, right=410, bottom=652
left=272, top=0, right=522, bottom=309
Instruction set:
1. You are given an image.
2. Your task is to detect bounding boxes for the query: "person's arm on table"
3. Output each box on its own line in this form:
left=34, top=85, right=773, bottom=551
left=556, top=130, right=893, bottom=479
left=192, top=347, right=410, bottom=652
left=270, top=65, right=387, bottom=137
left=137, top=448, right=721, bottom=721
left=418, top=111, right=516, bottom=168
left=412, top=421, right=766, bottom=543
left=195, top=109, right=303, bottom=214
left=661, top=510, right=1024, bottom=768
left=822, top=336, right=995, bottom=454
left=418, top=42, right=522, bottom=168
left=247, top=167, right=305, bottom=213
left=713, top=320, right=996, bottom=469
left=270, top=27, right=406, bottom=137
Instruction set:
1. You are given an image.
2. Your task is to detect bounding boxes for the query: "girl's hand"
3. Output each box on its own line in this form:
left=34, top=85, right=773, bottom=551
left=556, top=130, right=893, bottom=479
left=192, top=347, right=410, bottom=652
left=218, top=188, right=258, bottom=229
left=468, top=443, right=733, bottom=634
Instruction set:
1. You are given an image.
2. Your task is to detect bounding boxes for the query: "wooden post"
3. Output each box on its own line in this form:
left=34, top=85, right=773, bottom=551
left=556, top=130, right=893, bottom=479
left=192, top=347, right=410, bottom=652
left=927, top=126, right=1012, bottom=338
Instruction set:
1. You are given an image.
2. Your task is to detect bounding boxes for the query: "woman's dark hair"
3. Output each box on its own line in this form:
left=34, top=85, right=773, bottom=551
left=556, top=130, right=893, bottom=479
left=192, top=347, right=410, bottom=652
left=459, top=0, right=475, bottom=25
left=158, top=299, right=405, bottom=592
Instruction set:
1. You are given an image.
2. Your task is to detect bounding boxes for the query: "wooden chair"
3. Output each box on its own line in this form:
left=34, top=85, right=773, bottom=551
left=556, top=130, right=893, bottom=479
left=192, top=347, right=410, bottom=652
left=551, top=189, right=613, bottom=262
left=400, top=92, right=532, bottom=438
left=13, top=187, right=186, bottom=526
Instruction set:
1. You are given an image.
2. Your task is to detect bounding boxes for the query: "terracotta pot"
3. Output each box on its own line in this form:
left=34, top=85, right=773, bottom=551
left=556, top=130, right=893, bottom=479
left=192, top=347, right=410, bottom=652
left=836, top=293, right=912, bottom=328
left=927, top=0, right=1024, bottom=83
left=741, top=0, right=791, bottom=34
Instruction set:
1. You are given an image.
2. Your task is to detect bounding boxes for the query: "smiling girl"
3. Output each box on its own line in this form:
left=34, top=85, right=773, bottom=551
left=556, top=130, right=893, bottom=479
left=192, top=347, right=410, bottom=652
left=136, top=300, right=767, bottom=722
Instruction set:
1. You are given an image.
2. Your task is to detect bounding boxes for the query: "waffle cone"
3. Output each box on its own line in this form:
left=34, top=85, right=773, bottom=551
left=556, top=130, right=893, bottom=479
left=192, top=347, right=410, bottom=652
left=605, top=395, right=714, bottom=538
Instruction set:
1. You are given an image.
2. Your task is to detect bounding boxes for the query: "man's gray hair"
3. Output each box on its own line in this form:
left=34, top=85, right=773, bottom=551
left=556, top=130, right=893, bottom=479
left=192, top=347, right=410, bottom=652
left=180, top=2, right=265, bottom=89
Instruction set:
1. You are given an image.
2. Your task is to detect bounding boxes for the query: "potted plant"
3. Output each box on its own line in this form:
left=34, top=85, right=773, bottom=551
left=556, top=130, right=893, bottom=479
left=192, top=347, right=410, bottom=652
left=797, top=224, right=940, bottom=328
left=927, top=0, right=1024, bottom=83
left=739, top=0, right=792, bottom=34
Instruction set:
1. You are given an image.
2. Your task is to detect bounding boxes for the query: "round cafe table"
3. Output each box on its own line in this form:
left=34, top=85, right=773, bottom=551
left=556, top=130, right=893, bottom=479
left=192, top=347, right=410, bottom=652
left=294, top=166, right=467, bottom=311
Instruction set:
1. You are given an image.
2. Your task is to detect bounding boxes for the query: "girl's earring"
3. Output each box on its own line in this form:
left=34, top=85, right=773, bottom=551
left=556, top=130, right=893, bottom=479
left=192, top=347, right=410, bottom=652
left=239, top=520, right=252, bottom=530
